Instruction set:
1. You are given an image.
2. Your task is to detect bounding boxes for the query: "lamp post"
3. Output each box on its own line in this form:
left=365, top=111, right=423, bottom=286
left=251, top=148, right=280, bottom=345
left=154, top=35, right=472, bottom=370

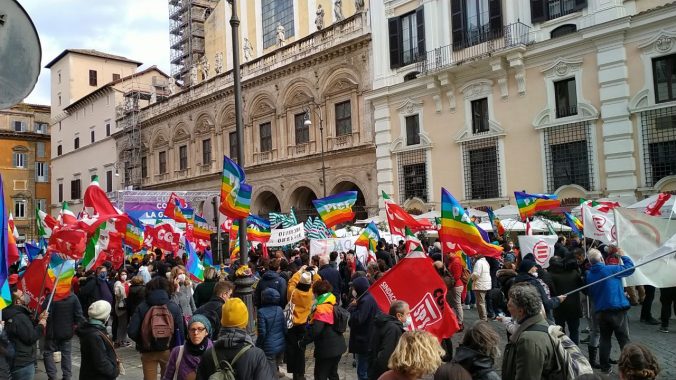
left=303, top=104, right=327, bottom=197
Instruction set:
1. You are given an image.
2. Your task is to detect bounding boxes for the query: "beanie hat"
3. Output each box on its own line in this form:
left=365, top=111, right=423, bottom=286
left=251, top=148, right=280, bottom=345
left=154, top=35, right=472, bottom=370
left=221, top=298, right=248, bottom=328
left=299, top=271, right=313, bottom=285
left=188, top=314, right=213, bottom=335
left=353, top=276, right=370, bottom=296
left=518, top=259, right=537, bottom=274
left=522, top=253, right=535, bottom=262
left=88, top=300, right=112, bottom=321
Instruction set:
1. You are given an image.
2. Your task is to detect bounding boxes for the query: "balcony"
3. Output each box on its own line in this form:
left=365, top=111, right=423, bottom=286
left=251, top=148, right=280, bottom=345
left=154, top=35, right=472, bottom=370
left=175, top=168, right=190, bottom=179
left=253, top=149, right=278, bottom=165
left=556, top=104, right=578, bottom=119
left=328, top=132, right=359, bottom=150
left=287, top=141, right=317, bottom=158
left=416, top=22, right=533, bottom=75
left=199, top=161, right=213, bottom=173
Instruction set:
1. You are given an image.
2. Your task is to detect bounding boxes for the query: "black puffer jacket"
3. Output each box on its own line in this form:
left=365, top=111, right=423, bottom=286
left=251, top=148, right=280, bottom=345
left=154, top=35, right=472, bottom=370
left=512, top=273, right=561, bottom=320
left=194, top=295, right=225, bottom=340
left=196, top=328, right=276, bottom=380
left=348, top=277, right=379, bottom=354
left=368, top=313, right=405, bottom=380
left=452, top=346, right=500, bottom=380
left=254, top=271, right=287, bottom=308
left=2, top=304, right=44, bottom=369
left=126, top=283, right=145, bottom=319
left=127, top=289, right=185, bottom=352
left=193, top=278, right=218, bottom=308
left=548, top=258, right=584, bottom=319
left=78, top=276, right=114, bottom=318
left=76, top=321, right=119, bottom=380
left=0, top=330, right=12, bottom=379
left=45, top=293, right=85, bottom=341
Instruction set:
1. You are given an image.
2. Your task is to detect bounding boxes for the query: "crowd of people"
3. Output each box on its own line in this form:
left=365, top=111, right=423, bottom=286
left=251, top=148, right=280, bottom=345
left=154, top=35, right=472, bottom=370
left=0, top=234, right=672, bottom=380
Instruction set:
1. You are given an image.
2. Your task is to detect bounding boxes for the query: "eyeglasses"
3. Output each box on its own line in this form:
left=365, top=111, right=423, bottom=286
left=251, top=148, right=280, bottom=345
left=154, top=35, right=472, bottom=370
left=189, top=327, right=207, bottom=333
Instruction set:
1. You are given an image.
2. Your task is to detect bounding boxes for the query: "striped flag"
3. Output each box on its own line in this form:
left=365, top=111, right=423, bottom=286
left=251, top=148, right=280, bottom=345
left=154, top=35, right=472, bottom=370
left=82, top=221, right=120, bottom=271
left=355, top=222, right=381, bottom=252
left=405, top=227, right=424, bottom=254
left=564, top=212, right=583, bottom=237
left=185, top=239, right=205, bottom=282
left=312, top=191, right=358, bottom=228
left=36, top=208, right=56, bottom=238
left=514, top=191, right=560, bottom=220
left=193, top=214, right=215, bottom=241
left=486, top=207, right=505, bottom=236
left=124, top=222, right=145, bottom=252
left=246, top=215, right=271, bottom=242
left=270, top=209, right=298, bottom=229
left=0, top=175, right=13, bottom=310
left=48, top=257, right=76, bottom=302
left=219, top=156, right=251, bottom=219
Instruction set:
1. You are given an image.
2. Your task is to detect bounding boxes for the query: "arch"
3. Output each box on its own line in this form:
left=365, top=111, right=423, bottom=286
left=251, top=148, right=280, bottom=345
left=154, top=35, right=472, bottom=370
left=245, top=90, right=277, bottom=120
left=331, top=180, right=368, bottom=221
left=554, top=184, right=587, bottom=199
left=252, top=190, right=282, bottom=218
left=171, top=122, right=191, bottom=143
left=654, top=175, right=676, bottom=192
left=150, top=127, right=170, bottom=149
left=402, top=197, right=426, bottom=215
left=281, top=78, right=318, bottom=108
left=194, top=112, right=216, bottom=136
left=288, top=186, right=319, bottom=222
left=319, top=65, right=360, bottom=96
left=216, top=103, right=236, bottom=130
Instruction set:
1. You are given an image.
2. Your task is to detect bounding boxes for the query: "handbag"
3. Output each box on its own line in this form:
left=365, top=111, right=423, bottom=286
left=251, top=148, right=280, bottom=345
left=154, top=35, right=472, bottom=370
left=283, top=290, right=296, bottom=329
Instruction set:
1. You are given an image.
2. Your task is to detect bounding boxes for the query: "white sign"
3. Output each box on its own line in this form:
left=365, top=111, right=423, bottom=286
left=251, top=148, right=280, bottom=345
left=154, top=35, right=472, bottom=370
left=518, top=235, right=558, bottom=268
left=310, top=237, right=368, bottom=266
left=583, top=205, right=616, bottom=245
left=266, top=223, right=306, bottom=246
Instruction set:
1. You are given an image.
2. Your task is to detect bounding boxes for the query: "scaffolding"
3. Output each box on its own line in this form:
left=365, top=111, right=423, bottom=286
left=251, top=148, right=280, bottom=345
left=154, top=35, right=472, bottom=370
left=169, top=0, right=219, bottom=85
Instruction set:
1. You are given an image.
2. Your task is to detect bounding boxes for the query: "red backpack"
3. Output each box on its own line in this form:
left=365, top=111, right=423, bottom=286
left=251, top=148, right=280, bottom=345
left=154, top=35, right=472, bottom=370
left=141, top=305, right=174, bottom=351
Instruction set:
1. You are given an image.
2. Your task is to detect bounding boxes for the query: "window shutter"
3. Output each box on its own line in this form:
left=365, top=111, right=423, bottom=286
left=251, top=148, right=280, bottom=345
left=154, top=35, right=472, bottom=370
left=574, top=0, right=587, bottom=11
left=388, top=18, right=401, bottom=69
left=416, top=7, right=426, bottom=59
left=488, top=0, right=503, bottom=36
left=530, top=0, right=546, bottom=23
left=451, top=0, right=465, bottom=51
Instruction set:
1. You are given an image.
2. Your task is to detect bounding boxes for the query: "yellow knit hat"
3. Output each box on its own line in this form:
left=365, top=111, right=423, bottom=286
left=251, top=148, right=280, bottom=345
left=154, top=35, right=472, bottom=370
left=221, top=298, right=248, bottom=328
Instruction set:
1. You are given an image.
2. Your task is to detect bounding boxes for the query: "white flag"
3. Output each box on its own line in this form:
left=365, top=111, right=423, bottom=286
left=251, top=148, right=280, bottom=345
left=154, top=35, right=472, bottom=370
left=582, top=205, right=616, bottom=245
left=615, top=207, right=676, bottom=287
left=517, top=235, right=558, bottom=268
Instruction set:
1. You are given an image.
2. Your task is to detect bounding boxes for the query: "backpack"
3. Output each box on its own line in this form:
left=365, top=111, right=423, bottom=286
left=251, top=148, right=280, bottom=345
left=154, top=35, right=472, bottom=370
left=528, top=324, right=594, bottom=380
left=141, top=304, right=175, bottom=351
left=460, top=267, right=471, bottom=284
left=332, top=305, right=349, bottom=333
left=208, top=344, right=252, bottom=380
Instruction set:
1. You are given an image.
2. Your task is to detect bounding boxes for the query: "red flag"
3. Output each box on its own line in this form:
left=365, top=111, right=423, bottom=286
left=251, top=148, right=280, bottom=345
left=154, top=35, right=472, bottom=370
left=83, top=176, right=121, bottom=218
left=645, top=193, right=672, bottom=216
left=48, top=228, right=88, bottom=259
left=144, top=223, right=180, bottom=252
left=368, top=252, right=459, bottom=340
left=18, top=255, right=54, bottom=312
left=385, top=202, right=432, bottom=236
left=164, top=193, right=188, bottom=222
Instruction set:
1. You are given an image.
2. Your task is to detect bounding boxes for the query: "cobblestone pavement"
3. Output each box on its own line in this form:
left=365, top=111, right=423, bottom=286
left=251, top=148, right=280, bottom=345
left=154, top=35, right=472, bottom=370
left=34, top=301, right=675, bottom=379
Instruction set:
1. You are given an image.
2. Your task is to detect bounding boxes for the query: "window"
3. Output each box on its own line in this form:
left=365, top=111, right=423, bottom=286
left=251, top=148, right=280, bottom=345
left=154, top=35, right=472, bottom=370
left=159, top=151, right=167, bottom=174
left=554, top=78, right=577, bottom=118
left=13, top=121, right=25, bottom=132
left=70, top=179, right=81, bottom=200
left=640, top=106, right=676, bottom=187
left=35, top=162, right=48, bottom=182
left=13, top=200, right=27, bottom=219
left=451, top=0, right=502, bottom=50
left=531, top=0, right=586, bottom=22
left=262, top=0, right=295, bottom=49
left=229, top=132, right=238, bottom=162
left=405, top=115, right=420, bottom=145
left=388, top=8, right=425, bottom=69
left=471, top=98, right=489, bottom=133
left=36, top=142, right=45, bottom=158
left=58, top=183, right=63, bottom=203
left=74, top=137, right=80, bottom=149
left=106, top=170, right=113, bottom=192
left=13, top=152, right=26, bottom=168
left=57, top=145, right=62, bottom=156
left=36, top=199, right=47, bottom=212
left=58, top=94, right=62, bottom=106
left=141, top=156, right=148, bottom=178
left=89, top=70, right=97, bottom=86
left=202, top=139, right=212, bottom=164
left=462, top=137, right=501, bottom=199
left=34, top=122, right=47, bottom=133
left=294, top=113, right=309, bottom=145
left=90, top=130, right=95, bottom=143
left=551, top=24, right=577, bottom=39
left=58, top=71, right=61, bottom=84
left=653, top=54, right=676, bottom=103
left=112, top=73, right=121, bottom=81
left=335, top=101, right=352, bottom=136
left=397, top=149, right=428, bottom=202
left=106, top=123, right=111, bottom=136
left=259, top=122, right=272, bottom=152
left=543, top=122, right=594, bottom=192
left=179, top=145, right=188, bottom=170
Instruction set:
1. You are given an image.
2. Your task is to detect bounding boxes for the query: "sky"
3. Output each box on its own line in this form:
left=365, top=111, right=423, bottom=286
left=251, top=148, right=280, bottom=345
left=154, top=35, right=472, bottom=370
left=20, top=0, right=171, bottom=105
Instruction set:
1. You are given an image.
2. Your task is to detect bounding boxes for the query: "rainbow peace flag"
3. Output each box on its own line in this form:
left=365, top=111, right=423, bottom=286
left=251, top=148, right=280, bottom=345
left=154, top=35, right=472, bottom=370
left=229, top=219, right=240, bottom=262
left=48, top=257, right=76, bottom=302
left=219, top=156, right=251, bottom=219
left=486, top=207, right=505, bottom=236
left=186, top=240, right=204, bottom=282
left=246, top=215, right=271, bottom=242
left=0, top=175, right=12, bottom=310
left=312, top=191, right=358, bottom=228
left=514, top=191, right=561, bottom=220
left=564, top=212, right=583, bottom=237
left=355, top=222, right=380, bottom=252
left=439, top=188, right=503, bottom=259
left=125, top=223, right=145, bottom=252
left=193, top=214, right=214, bottom=241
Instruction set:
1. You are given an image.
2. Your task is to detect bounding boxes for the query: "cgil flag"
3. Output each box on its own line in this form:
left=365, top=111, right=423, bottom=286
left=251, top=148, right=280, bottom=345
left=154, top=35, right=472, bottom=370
left=312, top=191, right=358, bottom=228
left=17, top=254, right=53, bottom=312
left=355, top=222, right=380, bottom=253
left=385, top=201, right=431, bottom=236
left=219, top=156, right=251, bottom=219
left=514, top=191, right=561, bottom=220
left=405, top=227, right=424, bottom=254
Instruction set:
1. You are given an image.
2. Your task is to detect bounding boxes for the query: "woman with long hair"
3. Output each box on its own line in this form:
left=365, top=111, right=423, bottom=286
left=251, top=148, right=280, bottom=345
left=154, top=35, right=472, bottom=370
left=618, top=343, right=660, bottom=380
left=170, top=265, right=196, bottom=324
left=434, top=321, right=500, bottom=380
left=379, top=330, right=444, bottom=380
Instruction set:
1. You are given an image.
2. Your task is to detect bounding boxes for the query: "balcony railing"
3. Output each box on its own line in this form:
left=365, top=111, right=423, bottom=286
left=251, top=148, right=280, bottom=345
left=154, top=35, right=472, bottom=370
left=416, top=22, right=534, bottom=75
left=556, top=104, right=578, bottom=119
left=546, top=0, right=579, bottom=21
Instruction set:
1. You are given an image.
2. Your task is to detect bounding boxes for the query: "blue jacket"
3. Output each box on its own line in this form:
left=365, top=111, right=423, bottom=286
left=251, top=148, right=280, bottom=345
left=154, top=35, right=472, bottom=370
left=348, top=277, right=379, bottom=354
left=586, top=256, right=635, bottom=312
left=318, top=264, right=342, bottom=301
left=254, top=271, right=287, bottom=308
left=256, top=288, right=286, bottom=356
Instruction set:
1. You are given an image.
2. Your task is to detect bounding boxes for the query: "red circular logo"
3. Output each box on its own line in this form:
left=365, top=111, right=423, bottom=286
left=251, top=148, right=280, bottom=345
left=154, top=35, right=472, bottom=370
left=592, top=216, right=606, bottom=232
left=533, top=241, right=551, bottom=264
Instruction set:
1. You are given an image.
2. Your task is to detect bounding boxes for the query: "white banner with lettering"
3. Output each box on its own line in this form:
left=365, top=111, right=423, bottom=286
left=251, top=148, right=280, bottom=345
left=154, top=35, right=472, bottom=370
left=266, top=223, right=306, bottom=246
left=310, top=237, right=368, bottom=265
left=517, top=235, right=558, bottom=268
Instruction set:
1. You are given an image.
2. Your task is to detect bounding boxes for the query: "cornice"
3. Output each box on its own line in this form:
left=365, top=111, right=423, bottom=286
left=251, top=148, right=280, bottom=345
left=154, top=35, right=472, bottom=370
left=0, top=131, right=51, bottom=142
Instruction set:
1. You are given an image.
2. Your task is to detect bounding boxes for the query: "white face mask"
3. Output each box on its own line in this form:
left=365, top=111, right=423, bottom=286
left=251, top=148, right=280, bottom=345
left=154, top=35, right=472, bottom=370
left=531, top=271, right=539, bottom=278
left=403, top=315, right=413, bottom=329
left=352, top=289, right=357, bottom=298
left=178, top=274, right=186, bottom=282
left=120, top=275, right=127, bottom=281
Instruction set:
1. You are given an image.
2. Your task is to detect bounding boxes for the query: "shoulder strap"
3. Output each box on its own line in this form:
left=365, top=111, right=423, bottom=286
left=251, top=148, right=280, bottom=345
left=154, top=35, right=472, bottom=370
left=230, top=344, right=252, bottom=366
left=526, top=324, right=550, bottom=333
left=96, top=330, right=120, bottom=363
left=174, top=345, right=185, bottom=380
left=212, top=344, right=253, bottom=372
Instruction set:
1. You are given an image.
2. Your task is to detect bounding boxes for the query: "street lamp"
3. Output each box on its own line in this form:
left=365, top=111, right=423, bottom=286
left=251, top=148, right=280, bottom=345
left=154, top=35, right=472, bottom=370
left=303, top=104, right=327, bottom=198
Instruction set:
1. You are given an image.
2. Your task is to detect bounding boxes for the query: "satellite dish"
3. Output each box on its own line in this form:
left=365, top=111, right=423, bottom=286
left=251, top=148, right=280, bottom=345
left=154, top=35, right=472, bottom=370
left=0, top=0, right=41, bottom=109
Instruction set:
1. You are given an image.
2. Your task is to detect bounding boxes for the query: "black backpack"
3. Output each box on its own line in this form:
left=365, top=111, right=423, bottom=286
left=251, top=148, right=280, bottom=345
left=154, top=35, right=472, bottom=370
left=332, top=305, right=349, bottom=333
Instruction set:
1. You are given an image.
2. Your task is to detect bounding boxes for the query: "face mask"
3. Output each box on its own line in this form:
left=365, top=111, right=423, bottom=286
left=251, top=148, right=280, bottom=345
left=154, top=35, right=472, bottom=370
left=178, top=274, right=186, bottom=282
left=352, top=290, right=357, bottom=298
left=508, top=243, right=514, bottom=248
left=403, top=315, right=413, bottom=328
left=98, top=272, right=108, bottom=280
left=531, top=271, right=539, bottom=278
left=120, top=275, right=127, bottom=281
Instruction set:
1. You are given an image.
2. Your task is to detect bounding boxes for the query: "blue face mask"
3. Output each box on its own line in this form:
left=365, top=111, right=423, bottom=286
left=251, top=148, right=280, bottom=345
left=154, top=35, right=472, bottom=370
left=98, top=272, right=108, bottom=280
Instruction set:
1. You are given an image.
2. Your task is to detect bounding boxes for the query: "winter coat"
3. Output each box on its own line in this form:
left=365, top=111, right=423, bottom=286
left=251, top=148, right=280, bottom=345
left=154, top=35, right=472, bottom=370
left=318, top=264, right=342, bottom=301
left=376, top=249, right=393, bottom=268
left=586, top=256, right=635, bottom=313
left=301, top=293, right=347, bottom=359
left=2, top=304, right=44, bottom=369
left=348, top=279, right=379, bottom=354
left=548, top=262, right=584, bottom=319
left=0, top=330, right=10, bottom=379
left=254, top=271, right=287, bottom=308
left=256, top=288, right=286, bottom=356
left=512, top=273, right=561, bottom=320
left=78, top=276, right=114, bottom=318
left=172, top=284, right=196, bottom=318
left=472, top=257, right=492, bottom=291
left=194, top=296, right=225, bottom=340
left=45, top=293, right=85, bottom=341
left=126, top=284, right=145, bottom=319
left=448, top=256, right=463, bottom=287
left=502, top=314, right=557, bottom=380
left=76, top=321, right=119, bottom=380
left=452, top=346, right=500, bottom=380
left=368, top=313, right=405, bottom=380
left=287, top=269, right=322, bottom=326
left=128, top=289, right=186, bottom=352
left=193, top=279, right=218, bottom=308
left=113, top=280, right=129, bottom=316
left=163, top=339, right=213, bottom=380
left=196, top=328, right=276, bottom=380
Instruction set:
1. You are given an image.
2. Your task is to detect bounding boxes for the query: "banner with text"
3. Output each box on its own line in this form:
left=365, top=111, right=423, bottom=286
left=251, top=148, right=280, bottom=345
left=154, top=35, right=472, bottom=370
left=266, top=223, right=306, bottom=246
left=309, top=237, right=368, bottom=265
left=517, top=235, right=558, bottom=268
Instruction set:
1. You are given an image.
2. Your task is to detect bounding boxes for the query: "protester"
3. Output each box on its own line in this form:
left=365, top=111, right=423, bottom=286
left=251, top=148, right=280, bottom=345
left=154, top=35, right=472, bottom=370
left=471, top=255, right=491, bottom=321
left=502, top=242, right=516, bottom=263
left=78, top=266, right=114, bottom=318
left=586, top=248, right=634, bottom=374
left=639, top=285, right=660, bottom=325
left=2, top=288, right=48, bottom=380
left=502, top=283, right=557, bottom=379
left=128, top=276, right=185, bottom=380
left=193, top=267, right=219, bottom=308
left=369, top=300, right=410, bottom=380
left=492, top=261, right=517, bottom=317
left=256, top=287, right=286, bottom=375
left=195, top=298, right=276, bottom=379
left=511, top=259, right=564, bottom=321
left=285, top=266, right=321, bottom=380
left=548, top=255, right=583, bottom=344
left=378, top=330, right=443, bottom=380
left=446, top=252, right=464, bottom=325
left=0, top=327, right=11, bottom=379
left=659, top=286, right=676, bottom=333
left=255, top=258, right=287, bottom=308
left=170, top=265, right=196, bottom=320
left=126, top=275, right=146, bottom=317
left=139, top=256, right=154, bottom=284
left=348, top=276, right=379, bottom=380
left=318, top=255, right=342, bottom=303
left=618, top=343, right=660, bottom=380
left=301, top=280, right=347, bottom=380
left=163, top=315, right=213, bottom=380
left=376, top=241, right=393, bottom=269
left=194, top=280, right=235, bottom=340
left=434, top=321, right=500, bottom=380
left=113, top=269, right=131, bottom=347
left=77, top=300, right=120, bottom=380
left=43, top=292, right=85, bottom=380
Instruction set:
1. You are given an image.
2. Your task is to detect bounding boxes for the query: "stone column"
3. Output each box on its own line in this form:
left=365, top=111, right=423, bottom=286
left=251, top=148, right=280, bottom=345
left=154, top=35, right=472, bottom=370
left=372, top=99, right=394, bottom=216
